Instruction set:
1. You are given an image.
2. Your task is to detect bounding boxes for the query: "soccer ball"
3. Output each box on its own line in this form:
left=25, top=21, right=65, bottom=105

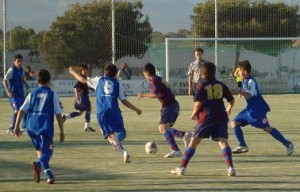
left=145, top=141, right=157, bottom=155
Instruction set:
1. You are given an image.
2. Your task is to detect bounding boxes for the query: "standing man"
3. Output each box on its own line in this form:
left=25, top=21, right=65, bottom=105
left=187, top=48, right=207, bottom=99
left=2, top=54, right=26, bottom=134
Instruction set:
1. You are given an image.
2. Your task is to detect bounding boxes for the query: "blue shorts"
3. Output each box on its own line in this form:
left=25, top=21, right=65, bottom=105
left=97, top=112, right=125, bottom=139
left=159, top=101, right=179, bottom=127
left=9, top=96, right=25, bottom=112
left=74, top=95, right=91, bottom=112
left=194, top=120, right=228, bottom=141
left=233, top=109, right=270, bottom=128
left=27, top=130, right=53, bottom=156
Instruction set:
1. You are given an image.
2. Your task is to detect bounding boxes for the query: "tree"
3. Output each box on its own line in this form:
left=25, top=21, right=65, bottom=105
left=7, top=26, right=39, bottom=50
left=191, top=0, right=300, bottom=69
left=39, top=0, right=152, bottom=72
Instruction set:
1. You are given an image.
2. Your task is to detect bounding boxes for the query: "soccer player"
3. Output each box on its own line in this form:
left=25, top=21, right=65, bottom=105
left=2, top=54, right=26, bottom=134
left=14, top=69, right=65, bottom=184
left=230, top=60, right=294, bottom=155
left=62, top=64, right=95, bottom=132
left=137, top=63, right=192, bottom=158
left=187, top=48, right=208, bottom=97
left=69, top=64, right=142, bottom=163
left=170, top=62, right=236, bottom=177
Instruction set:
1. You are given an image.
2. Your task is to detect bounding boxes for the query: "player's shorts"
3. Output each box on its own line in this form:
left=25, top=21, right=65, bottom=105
left=27, top=130, right=54, bottom=156
left=74, top=95, right=91, bottom=111
left=159, top=101, right=179, bottom=127
left=97, top=112, right=125, bottom=139
left=233, top=109, right=270, bottom=128
left=193, top=120, right=228, bottom=141
left=9, top=96, right=25, bottom=112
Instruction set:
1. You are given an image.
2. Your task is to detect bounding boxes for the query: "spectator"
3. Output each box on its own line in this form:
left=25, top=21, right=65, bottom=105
left=117, top=63, right=132, bottom=80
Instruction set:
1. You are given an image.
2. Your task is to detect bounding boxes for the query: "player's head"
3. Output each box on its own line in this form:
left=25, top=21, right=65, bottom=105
left=194, top=48, right=204, bottom=62
left=13, top=54, right=23, bottom=68
left=104, top=64, right=118, bottom=77
left=238, top=60, right=251, bottom=79
left=143, top=63, right=156, bottom=81
left=78, top=64, right=89, bottom=76
left=37, top=69, right=51, bottom=85
left=200, top=62, right=216, bottom=80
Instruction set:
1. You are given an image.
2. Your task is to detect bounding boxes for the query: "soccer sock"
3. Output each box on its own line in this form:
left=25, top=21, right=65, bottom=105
left=180, top=147, right=195, bottom=168
left=85, top=111, right=91, bottom=123
left=84, top=122, right=90, bottom=129
left=233, top=126, right=247, bottom=146
left=168, top=127, right=185, bottom=138
left=44, top=169, right=54, bottom=179
left=164, top=130, right=180, bottom=151
left=222, top=147, right=234, bottom=168
left=269, top=128, right=290, bottom=146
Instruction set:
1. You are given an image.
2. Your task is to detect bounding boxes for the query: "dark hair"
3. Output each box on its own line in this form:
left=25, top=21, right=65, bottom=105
left=14, top=54, right=23, bottom=61
left=78, top=64, right=88, bottom=74
left=104, top=64, right=118, bottom=77
left=239, top=60, right=251, bottom=74
left=143, top=63, right=156, bottom=75
left=194, top=47, right=204, bottom=54
left=37, top=69, right=51, bottom=85
left=200, top=62, right=216, bottom=79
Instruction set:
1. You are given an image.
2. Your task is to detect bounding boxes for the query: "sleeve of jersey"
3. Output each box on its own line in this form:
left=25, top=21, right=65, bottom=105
left=87, top=76, right=100, bottom=90
left=118, top=82, right=127, bottom=100
left=187, top=63, right=193, bottom=76
left=4, top=68, right=13, bottom=80
left=247, top=79, right=258, bottom=96
left=53, top=92, right=63, bottom=114
left=20, top=93, right=31, bottom=112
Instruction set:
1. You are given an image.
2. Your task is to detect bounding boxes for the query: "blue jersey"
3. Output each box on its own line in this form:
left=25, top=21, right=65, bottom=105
left=21, top=86, right=63, bottom=137
left=242, top=76, right=270, bottom=113
left=195, top=78, right=234, bottom=124
left=150, top=75, right=175, bottom=107
left=4, top=65, right=24, bottom=97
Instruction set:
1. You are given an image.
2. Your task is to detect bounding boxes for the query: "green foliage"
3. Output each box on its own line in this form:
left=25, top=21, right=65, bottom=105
left=39, top=0, right=152, bottom=71
left=192, top=0, right=300, bottom=38
left=7, top=26, right=39, bottom=51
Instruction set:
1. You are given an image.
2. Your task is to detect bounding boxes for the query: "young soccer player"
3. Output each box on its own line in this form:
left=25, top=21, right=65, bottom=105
left=2, top=54, right=26, bottom=134
left=137, top=63, right=192, bottom=158
left=14, top=69, right=65, bottom=184
left=68, top=64, right=142, bottom=163
left=230, top=60, right=294, bottom=155
left=62, top=64, right=95, bottom=132
left=170, top=62, right=236, bottom=177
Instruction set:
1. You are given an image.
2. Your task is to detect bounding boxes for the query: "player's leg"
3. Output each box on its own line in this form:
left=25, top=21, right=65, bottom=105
left=218, top=139, right=236, bottom=176
left=8, top=97, right=23, bottom=134
left=27, top=131, right=42, bottom=183
left=170, top=136, right=200, bottom=175
left=39, top=134, right=55, bottom=184
left=231, top=109, right=250, bottom=153
left=82, top=97, right=95, bottom=132
left=263, top=126, right=294, bottom=156
left=62, top=101, right=84, bottom=123
left=168, top=128, right=192, bottom=148
left=160, top=123, right=182, bottom=158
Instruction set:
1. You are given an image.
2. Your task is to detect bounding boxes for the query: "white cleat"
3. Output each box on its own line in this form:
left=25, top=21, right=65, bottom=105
left=227, top=167, right=236, bottom=177
left=164, top=150, right=182, bottom=158
left=286, top=142, right=294, bottom=156
left=170, top=166, right=186, bottom=176
left=123, top=151, right=131, bottom=163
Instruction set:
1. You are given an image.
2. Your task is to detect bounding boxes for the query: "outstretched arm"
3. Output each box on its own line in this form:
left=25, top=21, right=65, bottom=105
left=137, top=92, right=158, bottom=99
left=230, top=89, right=251, bottom=98
left=121, top=100, right=142, bottom=115
left=68, top=66, right=87, bottom=84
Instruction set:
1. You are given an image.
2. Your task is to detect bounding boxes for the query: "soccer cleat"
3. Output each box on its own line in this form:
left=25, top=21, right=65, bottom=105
left=170, top=166, right=186, bottom=176
left=183, top=131, right=192, bottom=148
left=7, top=129, right=14, bottom=135
left=62, top=114, right=66, bottom=124
left=232, top=146, right=249, bottom=154
left=123, top=150, right=131, bottom=163
left=46, top=178, right=55, bottom=184
left=164, top=150, right=182, bottom=158
left=84, top=127, right=96, bottom=132
left=31, top=162, right=41, bottom=183
left=227, top=167, right=236, bottom=177
left=286, top=142, right=294, bottom=156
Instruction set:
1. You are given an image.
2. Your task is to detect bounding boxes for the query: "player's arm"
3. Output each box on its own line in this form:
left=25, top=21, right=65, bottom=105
left=2, top=69, right=13, bottom=97
left=191, top=101, right=202, bottom=120
left=226, top=99, right=235, bottom=116
left=68, top=66, right=87, bottom=84
left=14, top=109, right=24, bottom=137
left=121, top=99, right=142, bottom=115
left=188, top=75, right=193, bottom=95
left=137, top=92, right=158, bottom=98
